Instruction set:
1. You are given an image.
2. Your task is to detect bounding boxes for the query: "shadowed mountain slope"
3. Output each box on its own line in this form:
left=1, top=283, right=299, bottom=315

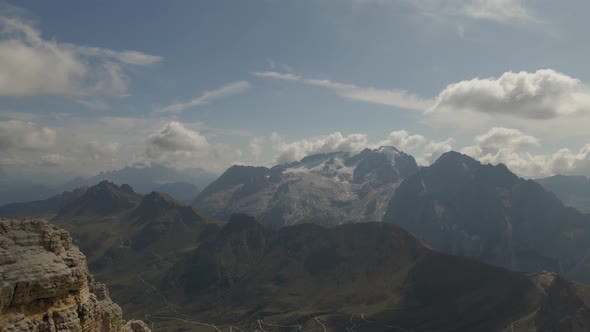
left=160, top=214, right=590, bottom=332
left=384, top=151, right=590, bottom=284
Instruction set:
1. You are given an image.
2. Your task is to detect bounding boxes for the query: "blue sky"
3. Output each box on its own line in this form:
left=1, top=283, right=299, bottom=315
left=2, top=0, right=590, bottom=180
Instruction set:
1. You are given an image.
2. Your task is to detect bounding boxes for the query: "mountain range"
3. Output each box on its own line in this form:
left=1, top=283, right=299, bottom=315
left=0, top=163, right=217, bottom=207
left=383, top=151, right=590, bottom=283
left=5, top=202, right=590, bottom=331
left=194, top=146, right=418, bottom=228
left=63, top=163, right=216, bottom=197
left=4, top=147, right=590, bottom=330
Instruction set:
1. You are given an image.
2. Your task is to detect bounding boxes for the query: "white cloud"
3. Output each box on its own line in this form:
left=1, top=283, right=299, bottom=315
left=248, top=137, right=264, bottom=161
left=254, top=69, right=590, bottom=125
left=142, top=121, right=247, bottom=172
left=253, top=71, right=431, bottom=111
left=39, top=153, right=66, bottom=167
left=376, top=130, right=427, bottom=151
left=419, top=138, right=455, bottom=165
left=147, top=121, right=209, bottom=155
left=86, top=141, right=120, bottom=160
left=90, top=61, right=130, bottom=96
left=457, top=127, right=590, bottom=177
left=470, top=127, right=539, bottom=155
left=0, top=120, right=56, bottom=151
left=158, top=81, right=251, bottom=113
left=430, top=69, right=590, bottom=119
left=0, top=15, right=161, bottom=97
left=271, top=132, right=369, bottom=164
left=404, top=0, right=535, bottom=24
left=70, top=46, right=162, bottom=66
left=460, top=0, right=532, bottom=22
left=270, top=129, right=453, bottom=167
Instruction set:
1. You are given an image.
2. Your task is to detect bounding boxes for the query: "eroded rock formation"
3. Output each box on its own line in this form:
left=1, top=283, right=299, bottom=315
left=0, top=219, right=149, bottom=332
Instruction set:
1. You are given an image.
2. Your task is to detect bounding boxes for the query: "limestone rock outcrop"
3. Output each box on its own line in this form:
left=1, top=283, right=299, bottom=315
left=0, top=219, right=150, bottom=332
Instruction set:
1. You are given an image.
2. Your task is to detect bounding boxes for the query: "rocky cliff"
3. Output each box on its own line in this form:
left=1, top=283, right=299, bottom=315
left=0, top=218, right=150, bottom=332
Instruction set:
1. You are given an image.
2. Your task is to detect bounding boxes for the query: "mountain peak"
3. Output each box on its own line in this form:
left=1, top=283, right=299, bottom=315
left=55, top=182, right=142, bottom=219
left=133, top=191, right=202, bottom=224
left=195, top=147, right=420, bottom=227
left=129, top=192, right=206, bottom=250
left=434, top=151, right=479, bottom=167
left=376, top=145, right=401, bottom=155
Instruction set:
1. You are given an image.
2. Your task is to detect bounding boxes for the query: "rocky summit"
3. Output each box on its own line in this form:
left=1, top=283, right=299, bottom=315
left=0, top=219, right=149, bottom=332
left=194, top=146, right=419, bottom=227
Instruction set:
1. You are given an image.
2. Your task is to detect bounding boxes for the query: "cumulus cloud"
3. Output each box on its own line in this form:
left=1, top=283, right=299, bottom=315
left=253, top=71, right=431, bottom=111
left=420, top=138, right=455, bottom=165
left=146, top=122, right=209, bottom=156
left=376, top=130, right=427, bottom=151
left=0, top=15, right=161, bottom=97
left=140, top=121, right=246, bottom=172
left=0, top=120, right=56, bottom=151
left=39, top=153, right=66, bottom=167
left=466, top=127, right=539, bottom=155
left=270, top=130, right=456, bottom=166
left=456, top=127, right=590, bottom=177
left=430, top=70, right=590, bottom=119
left=158, top=81, right=251, bottom=113
left=271, top=132, right=369, bottom=164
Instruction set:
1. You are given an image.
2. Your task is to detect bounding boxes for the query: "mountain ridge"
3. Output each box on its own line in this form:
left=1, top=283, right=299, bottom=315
left=383, top=151, right=590, bottom=283
left=194, top=146, right=419, bottom=227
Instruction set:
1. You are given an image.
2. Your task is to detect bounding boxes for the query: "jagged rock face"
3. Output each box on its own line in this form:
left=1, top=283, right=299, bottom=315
left=383, top=151, right=590, bottom=283
left=194, top=147, right=419, bottom=227
left=0, top=219, right=149, bottom=332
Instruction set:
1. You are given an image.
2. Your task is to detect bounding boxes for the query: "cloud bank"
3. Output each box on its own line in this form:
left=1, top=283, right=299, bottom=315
left=0, top=120, right=56, bottom=151
left=0, top=15, right=161, bottom=97
left=430, top=69, right=590, bottom=119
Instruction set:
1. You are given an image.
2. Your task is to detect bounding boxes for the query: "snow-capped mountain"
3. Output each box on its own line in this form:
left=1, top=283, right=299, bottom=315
left=193, top=146, right=419, bottom=227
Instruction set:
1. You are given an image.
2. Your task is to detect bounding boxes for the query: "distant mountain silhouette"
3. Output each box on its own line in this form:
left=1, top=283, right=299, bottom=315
left=62, top=163, right=216, bottom=198
left=0, top=186, right=86, bottom=218
left=536, top=174, right=590, bottom=214
left=154, top=181, right=200, bottom=204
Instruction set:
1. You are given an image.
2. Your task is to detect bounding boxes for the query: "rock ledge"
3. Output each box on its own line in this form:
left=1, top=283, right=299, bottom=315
left=0, top=219, right=150, bottom=332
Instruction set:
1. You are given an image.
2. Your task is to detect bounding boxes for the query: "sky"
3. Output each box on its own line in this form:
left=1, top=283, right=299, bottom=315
left=2, top=0, right=590, bottom=182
